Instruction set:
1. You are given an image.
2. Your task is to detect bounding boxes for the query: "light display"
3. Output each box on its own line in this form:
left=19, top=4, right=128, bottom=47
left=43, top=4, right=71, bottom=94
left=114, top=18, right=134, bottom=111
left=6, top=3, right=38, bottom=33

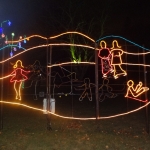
left=0, top=20, right=11, bottom=33
left=74, top=78, right=95, bottom=101
left=0, top=31, right=150, bottom=127
left=48, top=62, right=95, bottom=68
left=0, top=100, right=149, bottom=120
left=99, top=78, right=117, bottom=102
left=9, top=60, right=30, bottom=100
left=110, top=40, right=127, bottom=79
left=52, top=66, right=78, bottom=97
left=48, top=31, right=95, bottom=42
left=26, top=60, right=46, bottom=100
left=125, top=80, right=149, bottom=98
left=98, top=40, right=113, bottom=78
left=53, top=69, right=77, bottom=88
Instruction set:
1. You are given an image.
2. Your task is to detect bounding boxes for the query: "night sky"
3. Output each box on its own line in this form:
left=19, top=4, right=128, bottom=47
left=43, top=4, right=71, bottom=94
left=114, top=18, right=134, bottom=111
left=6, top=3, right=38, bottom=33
left=1, top=0, right=150, bottom=47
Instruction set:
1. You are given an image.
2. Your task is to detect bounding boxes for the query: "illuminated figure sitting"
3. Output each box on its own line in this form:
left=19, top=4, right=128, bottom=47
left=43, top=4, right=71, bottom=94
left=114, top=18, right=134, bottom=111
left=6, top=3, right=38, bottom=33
left=125, top=80, right=149, bottom=98
left=110, top=40, right=127, bottom=79
left=10, top=60, right=30, bottom=100
left=99, top=78, right=117, bottom=102
left=98, top=40, right=113, bottom=78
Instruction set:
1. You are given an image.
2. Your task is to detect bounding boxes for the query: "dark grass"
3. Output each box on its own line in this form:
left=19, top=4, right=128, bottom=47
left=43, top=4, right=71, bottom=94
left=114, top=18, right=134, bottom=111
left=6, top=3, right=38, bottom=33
left=0, top=96, right=150, bottom=150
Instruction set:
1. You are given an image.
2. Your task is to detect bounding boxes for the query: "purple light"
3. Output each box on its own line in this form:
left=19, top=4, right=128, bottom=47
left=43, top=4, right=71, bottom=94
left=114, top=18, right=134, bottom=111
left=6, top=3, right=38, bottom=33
left=13, top=47, right=17, bottom=51
left=10, top=51, right=13, bottom=57
left=8, top=21, right=11, bottom=26
left=18, top=42, right=21, bottom=48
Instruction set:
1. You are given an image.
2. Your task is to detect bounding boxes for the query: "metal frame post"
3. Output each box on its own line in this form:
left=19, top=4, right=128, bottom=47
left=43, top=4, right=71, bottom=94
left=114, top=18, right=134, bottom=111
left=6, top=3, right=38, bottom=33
left=0, top=46, right=4, bottom=130
left=95, top=43, right=99, bottom=119
left=46, top=39, right=52, bottom=130
left=143, top=47, right=149, bottom=134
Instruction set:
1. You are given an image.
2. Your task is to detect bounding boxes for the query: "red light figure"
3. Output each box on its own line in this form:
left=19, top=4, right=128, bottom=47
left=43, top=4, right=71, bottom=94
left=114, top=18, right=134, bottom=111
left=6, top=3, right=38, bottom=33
left=98, top=40, right=113, bottom=78
left=10, top=60, right=30, bottom=100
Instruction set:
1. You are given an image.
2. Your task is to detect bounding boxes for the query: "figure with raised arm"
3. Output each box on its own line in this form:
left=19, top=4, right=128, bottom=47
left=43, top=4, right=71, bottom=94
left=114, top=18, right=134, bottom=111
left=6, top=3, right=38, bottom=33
left=10, top=60, right=30, bottom=100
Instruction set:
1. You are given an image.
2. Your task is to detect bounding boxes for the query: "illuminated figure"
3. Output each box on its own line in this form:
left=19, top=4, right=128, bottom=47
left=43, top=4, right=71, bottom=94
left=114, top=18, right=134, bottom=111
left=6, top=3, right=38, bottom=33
left=99, top=78, right=117, bottom=102
left=125, top=80, right=149, bottom=98
left=98, top=40, right=113, bottom=78
left=75, top=78, right=95, bottom=101
left=110, top=40, right=127, bottom=79
left=26, top=60, right=46, bottom=100
left=10, top=60, right=30, bottom=100
left=52, top=65, right=78, bottom=98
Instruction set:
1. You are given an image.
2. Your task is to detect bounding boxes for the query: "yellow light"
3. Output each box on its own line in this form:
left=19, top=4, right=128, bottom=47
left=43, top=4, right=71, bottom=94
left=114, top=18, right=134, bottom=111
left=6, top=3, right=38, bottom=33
left=124, top=51, right=150, bottom=55
left=48, top=62, right=95, bottom=68
left=0, top=100, right=149, bottom=120
left=7, top=35, right=47, bottom=43
left=110, top=40, right=127, bottom=79
left=47, top=43, right=95, bottom=50
left=9, top=60, right=30, bottom=100
left=7, top=32, right=95, bottom=44
left=0, top=74, right=13, bottom=79
left=13, top=60, right=24, bottom=68
left=125, top=80, right=149, bottom=97
left=100, top=40, right=107, bottom=48
left=111, top=40, right=121, bottom=49
left=0, top=43, right=95, bottom=64
left=49, top=31, right=95, bottom=42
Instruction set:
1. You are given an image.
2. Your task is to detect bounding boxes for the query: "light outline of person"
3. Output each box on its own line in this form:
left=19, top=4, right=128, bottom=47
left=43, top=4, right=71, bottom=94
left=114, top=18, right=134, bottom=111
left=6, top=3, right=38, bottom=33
left=98, top=40, right=113, bottom=78
left=99, top=78, right=117, bottom=102
left=26, top=60, right=46, bottom=100
left=110, top=40, right=127, bottom=79
left=125, top=80, right=149, bottom=98
left=75, top=78, right=95, bottom=101
left=10, top=60, right=30, bottom=100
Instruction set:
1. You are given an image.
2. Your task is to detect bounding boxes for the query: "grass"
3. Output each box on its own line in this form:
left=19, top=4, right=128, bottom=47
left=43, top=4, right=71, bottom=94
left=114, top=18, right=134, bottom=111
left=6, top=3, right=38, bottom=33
left=0, top=96, right=150, bottom=150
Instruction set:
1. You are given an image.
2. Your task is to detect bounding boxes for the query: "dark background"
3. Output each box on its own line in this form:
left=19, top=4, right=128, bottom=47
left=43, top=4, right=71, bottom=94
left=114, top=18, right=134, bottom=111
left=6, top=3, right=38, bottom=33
left=1, top=0, right=150, bottom=46
left=0, top=0, right=150, bottom=100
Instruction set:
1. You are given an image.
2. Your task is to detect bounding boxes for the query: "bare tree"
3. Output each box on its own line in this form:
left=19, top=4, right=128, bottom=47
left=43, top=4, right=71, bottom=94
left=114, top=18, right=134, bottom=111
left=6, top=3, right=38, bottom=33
left=35, top=0, right=112, bottom=79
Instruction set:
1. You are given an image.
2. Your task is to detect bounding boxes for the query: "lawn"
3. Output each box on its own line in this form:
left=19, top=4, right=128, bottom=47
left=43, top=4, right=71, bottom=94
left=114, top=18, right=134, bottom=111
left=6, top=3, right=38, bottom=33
left=0, top=96, right=150, bottom=150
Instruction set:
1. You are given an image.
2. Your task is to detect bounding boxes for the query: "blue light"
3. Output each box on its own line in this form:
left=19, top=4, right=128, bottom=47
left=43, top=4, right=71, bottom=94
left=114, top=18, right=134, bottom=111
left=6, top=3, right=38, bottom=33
left=24, top=35, right=27, bottom=43
left=8, top=21, right=11, bottom=26
left=24, top=39, right=26, bottom=43
left=0, top=27, right=3, bottom=34
left=10, top=51, right=13, bottom=57
left=18, top=42, right=21, bottom=48
left=0, top=45, right=26, bottom=51
left=96, top=35, right=150, bottom=51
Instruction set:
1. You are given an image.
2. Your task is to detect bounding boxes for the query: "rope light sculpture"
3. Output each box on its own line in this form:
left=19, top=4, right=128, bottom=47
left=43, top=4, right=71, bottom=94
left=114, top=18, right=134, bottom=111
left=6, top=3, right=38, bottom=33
left=0, top=32, right=150, bottom=123
left=52, top=67, right=78, bottom=97
left=99, top=78, right=117, bottom=102
left=98, top=40, right=114, bottom=78
left=110, top=40, right=127, bottom=79
left=25, top=60, right=46, bottom=100
left=9, top=60, right=30, bottom=100
left=125, top=80, right=149, bottom=102
left=75, top=78, right=95, bottom=101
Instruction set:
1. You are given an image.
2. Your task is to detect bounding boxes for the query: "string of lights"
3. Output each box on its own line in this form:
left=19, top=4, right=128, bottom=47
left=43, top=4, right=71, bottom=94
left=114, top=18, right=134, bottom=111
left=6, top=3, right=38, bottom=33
left=96, top=35, right=150, bottom=51
left=1, top=32, right=150, bottom=122
left=0, top=100, right=149, bottom=120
